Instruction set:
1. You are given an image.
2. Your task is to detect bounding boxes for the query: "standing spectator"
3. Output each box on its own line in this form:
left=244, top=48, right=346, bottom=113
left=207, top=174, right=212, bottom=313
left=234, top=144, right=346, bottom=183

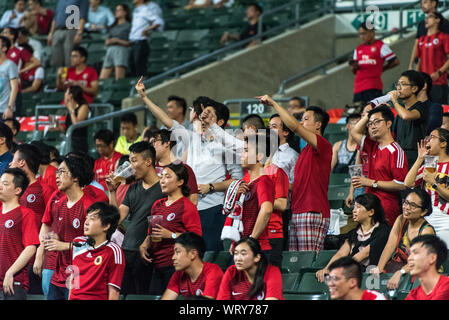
left=0, top=36, right=19, bottom=120
left=161, top=95, right=192, bottom=131
left=370, top=188, right=435, bottom=290
left=406, top=235, right=449, bottom=300
left=22, top=0, right=54, bottom=36
left=220, top=3, right=265, bottom=48
left=139, top=163, right=202, bottom=295
left=85, top=0, right=115, bottom=33
left=0, top=123, right=14, bottom=176
left=405, top=128, right=449, bottom=247
left=161, top=232, right=224, bottom=300
left=415, top=12, right=449, bottom=104
left=418, top=72, right=443, bottom=135
left=38, top=153, right=96, bottom=300
left=217, top=237, right=283, bottom=300
left=257, top=94, right=332, bottom=253
left=316, top=193, right=390, bottom=282
left=93, top=129, right=122, bottom=191
left=30, top=140, right=58, bottom=191
left=0, top=0, right=26, bottom=29
left=287, top=96, right=306, bottom=117
left=69, top=202, right=125, bottom=300
left=56, top=46, right=99, bottom=104
left=136, top=79, right=243, bottom=252
left=0, top=168, right=39, bottom=300
left=47, top=0, right=88, bottom=68
left=389, top=70, right=429, bottom=167
left=351, top=22, right=399, bottom=103
left=114, top=112, right=142, bottom=155
left=145, top=0, right=163, bottom=19
left=409, top=0, right=449, bottom=70
left=107, top=141, right=164, bottom=295
left=350, top=106, right=408, bottom=226
left=99, top=4, right=131, bottom=81
left=325, top=256, right=387, bottom=300
left=331, top=113, right=361, bottom=173
left=443, top=112, right=449, bottom=130
left=128, top=0, right=164, bottom=77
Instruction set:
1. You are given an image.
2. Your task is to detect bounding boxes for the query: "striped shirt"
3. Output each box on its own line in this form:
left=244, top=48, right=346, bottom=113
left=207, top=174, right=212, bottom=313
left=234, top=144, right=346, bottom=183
left=415, top=161, right=449, bottom=215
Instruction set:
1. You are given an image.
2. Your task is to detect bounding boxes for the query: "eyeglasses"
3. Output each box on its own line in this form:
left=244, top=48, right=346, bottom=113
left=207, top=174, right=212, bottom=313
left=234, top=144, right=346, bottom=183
left=402, top=199, right=423, bottom=210
left=55, top=169, right=70, bottom=176
left=425, top=134, right=446, bottom=142
left=149, top=137, right=162, bottom=145
left=394, top=82, right=414, bottom=88
left=324, top=274, right=342, bottom=284
left=367, top=119, right=386, bottom=128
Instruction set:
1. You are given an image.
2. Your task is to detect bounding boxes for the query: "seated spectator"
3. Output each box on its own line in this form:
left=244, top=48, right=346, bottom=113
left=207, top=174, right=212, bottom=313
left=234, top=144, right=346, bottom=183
left=241, top=114, right=265, bottom=134
left=93, top=129, right=123, bottom=191
left=216, top=237, right=283, bottom=300
left=220, top=3, right=266, bottom=48
left=54, top=85, right=90, bottom=153
left=405, top=128, right=449, bottom=247
left=19, top=43, right=44, bottom=93
left=443, top=112, right=449, bottom=130
left=0, top=0, right=26, bottom=29
left=17, top=27, right=42, bottom=61
left=139, top=163, right=202, bottom=295
left=85, top=0, right=114, bottom=33
left=56, top=46, right=99, bottom=104
left=21, top=0, right=54, bottom=35
left=3, top=117, right=21, bottom=147
left=406, top=234, right=449, bottom=300
left=114, top=112, right=142, bottom=155
left=316, top=193, right=390, bottom=282
left=0, top=123, right=14, bottom=176
left=99, top=4, right=131, bottom=81
left=325, top=256, right=387, bottom=300
left=418, top=72, right=443, bottom=135
left=331, top=113, right=361, bottom=173
left=161, top=232, right=224, bottom=300
left=371, top=188, right=435, bottom=290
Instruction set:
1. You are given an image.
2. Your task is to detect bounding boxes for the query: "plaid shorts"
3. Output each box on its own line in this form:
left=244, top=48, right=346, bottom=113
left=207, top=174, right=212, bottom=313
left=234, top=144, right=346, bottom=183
left=289, top=212, right=330, bottom=252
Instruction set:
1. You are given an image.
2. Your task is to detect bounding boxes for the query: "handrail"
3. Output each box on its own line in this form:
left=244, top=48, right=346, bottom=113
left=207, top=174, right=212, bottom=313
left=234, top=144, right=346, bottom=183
left=129, top=0, right=335, bottom=96
left=277, top=3, right=449, bottom=95
left=64, top=104, right=148, bottom=155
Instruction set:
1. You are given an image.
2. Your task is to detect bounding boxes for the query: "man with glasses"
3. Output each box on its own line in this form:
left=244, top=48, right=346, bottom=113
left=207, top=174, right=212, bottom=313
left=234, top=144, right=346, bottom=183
left=351, top=22, right=399, bottom=103
left=350, top=105, right=408, bottom=226
left=388, top=70, right=429, bottom=168
left=326, top=256, right=387, bottom=300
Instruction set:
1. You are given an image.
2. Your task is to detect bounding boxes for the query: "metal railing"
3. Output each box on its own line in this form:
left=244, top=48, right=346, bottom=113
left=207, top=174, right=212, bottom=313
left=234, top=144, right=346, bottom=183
left=277, top=1, right=449, bottom=95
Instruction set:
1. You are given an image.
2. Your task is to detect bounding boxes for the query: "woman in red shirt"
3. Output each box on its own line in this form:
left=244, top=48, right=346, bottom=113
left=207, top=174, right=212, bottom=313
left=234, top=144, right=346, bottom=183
left=139, top=163, right=202, bottom=295
left=217, top=237, right=283, bottom=300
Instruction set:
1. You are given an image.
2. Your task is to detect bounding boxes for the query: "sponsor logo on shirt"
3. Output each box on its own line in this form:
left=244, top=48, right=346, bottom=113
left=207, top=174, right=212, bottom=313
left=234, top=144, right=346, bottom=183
left=94, top=256, right=102, bottom=266
left=27, top=194, right=36, bottom=203
left=167, top=213, right=176, bottom=221
left=257, top=291, right=265, bottom=300
left=4, top=219, right=14, bottom=228
left=73, top=218, right=80, bottom=229
left=180, top=289, right=188, bottom=294
left=196, top=289, right=203, bottom=296
left=59, top=217, right=63, bottom=221
left=232, top=291, right=242, bottom=296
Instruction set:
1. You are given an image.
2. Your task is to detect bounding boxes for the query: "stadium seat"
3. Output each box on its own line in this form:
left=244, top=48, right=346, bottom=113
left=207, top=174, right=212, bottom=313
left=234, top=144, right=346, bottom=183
left=296, top=272, right=329, bottom=294
left=27, top=294, right=46, bottom=300
left=441, top=256, right=449, bottom=273
left=328, top=173, right=351, bottom=187
left=175, top=29, right=210, bottom=50
left=312, top=250, right=337, bottom=269
left=40, top=91, right=65, bottom=105
left=284, top=292, right=329, bottom=300
left=202, top=251, right=232, bottom=271
left=281, top=251, right=316, bottom=273
left=327, top=186, right=349, bottom=210
left=360, top=272, right=412, bottom=299
left=124, top=295, right=161, bottom=300
left=282, top=272, right=301, bottom=293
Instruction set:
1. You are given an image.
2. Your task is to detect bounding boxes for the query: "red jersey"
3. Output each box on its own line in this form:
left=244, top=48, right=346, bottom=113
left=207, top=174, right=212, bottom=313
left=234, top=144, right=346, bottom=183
left=149, top=197, right=202, bottom=268
left=7, top=46, right=33, bottom=70
left=155, top=162, right=198, bottom=196
left=417, top=32, right=449, bottom=85
left=42, top=193, right=96, bottom=287
left=353, top=40, right=396, bottom=93
left=166, top=262, right=224, bottom=299
left=19, top=180, right=47, bottom=228
left=361, top=289, right=387, bottom=300
left=291, top=135, right=332, bottom=219
left=64, top=66, right=98, bottom=104
left=83, top=184, right=109, bottom=203
left=36, top=9, right=54, bottom=34
left=115, top=183, right=131, bottom=207
left=415, top=161, right=449, bottom=215
left=0, top=204, right=40, bottom=290
left=42, top=165, right=58, bottom=191
left=217, top=264, right=283, bottom=300
left=361, top=136, right=408, bottom=226
left=69, top=236, right=125, bottom=300
left=243, top=165, right=288, bottom=239
left=406, top=275, right=449, bottom=300
left=241, top=175, right=275, bottom=251
left=94, top=151, right=122, bottom=190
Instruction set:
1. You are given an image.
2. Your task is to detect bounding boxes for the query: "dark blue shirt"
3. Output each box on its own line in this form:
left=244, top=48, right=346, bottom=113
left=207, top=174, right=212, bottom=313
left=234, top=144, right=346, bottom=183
left=425, top=100, right=443, bottom=135
left=0, top=151, right=12, bottom=176
left=54, top=0, right=89, bottom=28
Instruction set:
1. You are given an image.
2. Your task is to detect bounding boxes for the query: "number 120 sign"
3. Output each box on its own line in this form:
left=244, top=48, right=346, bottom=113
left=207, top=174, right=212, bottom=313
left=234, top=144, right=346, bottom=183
left=243, top=103, right=266, bottom=115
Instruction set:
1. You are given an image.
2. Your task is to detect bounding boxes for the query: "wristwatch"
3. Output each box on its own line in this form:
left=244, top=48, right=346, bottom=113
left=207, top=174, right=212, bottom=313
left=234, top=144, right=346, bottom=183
left=171, top=232, right=177, bottom=239
left=372, top=180, right=378, bottom=188
left=209, top=183, right=215, bottom=192
left=400, top=268, right=406, bottom=275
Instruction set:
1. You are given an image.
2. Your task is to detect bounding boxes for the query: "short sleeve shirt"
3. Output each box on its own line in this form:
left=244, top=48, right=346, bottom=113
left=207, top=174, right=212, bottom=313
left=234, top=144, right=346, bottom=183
left=0, top=59, right=18, bottom=113
left=417, top=32, right=449, bottom=85
left=108, top=21, right=131, bottom=41
left=155, top=162, right=198, bottom=196
left=406, top=275, right=449, bottom=300
left=362, top=290, right=387, bottom=300
left=94, top=151, right=123, bottom=190
left=19, top=180, right=47, bottom=228
left=64, top=66, right=98, bottom=104
left=394, top=101, right=429, bottom=151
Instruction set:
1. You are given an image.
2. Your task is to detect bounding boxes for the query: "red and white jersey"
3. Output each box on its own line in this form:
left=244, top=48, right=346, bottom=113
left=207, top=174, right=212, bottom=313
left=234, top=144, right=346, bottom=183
left=353, top=40, right=396, bottom=93
left=94, top=151, right=122, bottom=191
left=0, top=204, right=40, bottom=290
left=41, top=165, right=58, bottom=191
left=361, top=135, right=408, bottom=226
left=406, top=275, right=449, bottom=300
left=217, top=264, right=283, bottom=300
left=166, top=262, right=224, bottom=299
left=415, top=161, right=449, bottom=215
left=361, top=289, right=387, bottom=300
left=19, top=180, right=47, bottom=228
left=83, top=184, right=109, bottom=203
left=63, top=66, right=98, bottom=104
left=417, top=32, right=449, bottom=85
left=69, top=236, right=125, bottom=300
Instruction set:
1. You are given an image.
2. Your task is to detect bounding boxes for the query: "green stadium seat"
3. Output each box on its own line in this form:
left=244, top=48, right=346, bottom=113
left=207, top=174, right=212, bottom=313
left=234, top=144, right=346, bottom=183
left=17, top=131, right=36, bottom=144
left=175, top=29, right=210, bottom=50
left=361, top=272, right=412, bottom=299
left=441, top=256, right=449, bottom=273
left=327, top=186, right=349, bottom=210
left=329, top=173, right=351, bottom=187
left=124, top=295, right=161, bottom=300
left=281, top=251, right=316, bottom=274
left=296, top=272, right=329, bottom=294
left=284, top=293, right=329, bottom=300
left=282, top=272, right=301, bottom=293
left=324, top=123, right=347, bottom=135
left=27, top=294, right=46, bottom=300
left=148, top=49, right=174, bottom=63
left=203, top=251, right=232, bottom=271
left=312, top=250, right=337, bottom=269
left=173, top=49, right=210, bottom=64
left=40, top=91, right=64, bottom=105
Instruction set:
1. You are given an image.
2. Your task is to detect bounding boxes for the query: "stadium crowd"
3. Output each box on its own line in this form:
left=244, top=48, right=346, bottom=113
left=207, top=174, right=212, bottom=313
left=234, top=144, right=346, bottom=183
left=0, top=0, right=448, bottom=301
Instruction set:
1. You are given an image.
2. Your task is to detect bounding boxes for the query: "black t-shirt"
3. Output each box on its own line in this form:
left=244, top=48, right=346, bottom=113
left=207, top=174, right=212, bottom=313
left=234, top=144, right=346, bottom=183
left=394, top=101, right=430, bottom=151
left=240, top=22, right=267, bottom=41
left=416, top=17, right=449, bottom=38
left=121, top=180, right=165, bottom=251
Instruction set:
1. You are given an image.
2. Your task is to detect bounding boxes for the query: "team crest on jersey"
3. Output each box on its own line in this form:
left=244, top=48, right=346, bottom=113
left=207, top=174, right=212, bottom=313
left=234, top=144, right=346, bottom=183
left=4, top=219, right=14, bottom=228
left=94, top=256, right=102, bottom=266
left=27, top=194, right=36, bottom=203
left=196, top=289, right=203, bottom=296
left=244, top=192, right=252, bottom=201
left=167, top=213, right=176, bottom=221
left=371, top=47, right=376, bottom=52
left=434, top=38, right=440, bottom=45
left=257, top=291, right=265, bottom=300
left=83, top=73, right=88, bottom=79
left=73, top=218, right=81, bottom=229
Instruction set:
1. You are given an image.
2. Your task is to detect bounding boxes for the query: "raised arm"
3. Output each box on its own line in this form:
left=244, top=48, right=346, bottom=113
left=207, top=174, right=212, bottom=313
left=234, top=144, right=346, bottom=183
left=388, top=90, right=421, bottom=121
left=350, top=108, right=370, bottom=146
